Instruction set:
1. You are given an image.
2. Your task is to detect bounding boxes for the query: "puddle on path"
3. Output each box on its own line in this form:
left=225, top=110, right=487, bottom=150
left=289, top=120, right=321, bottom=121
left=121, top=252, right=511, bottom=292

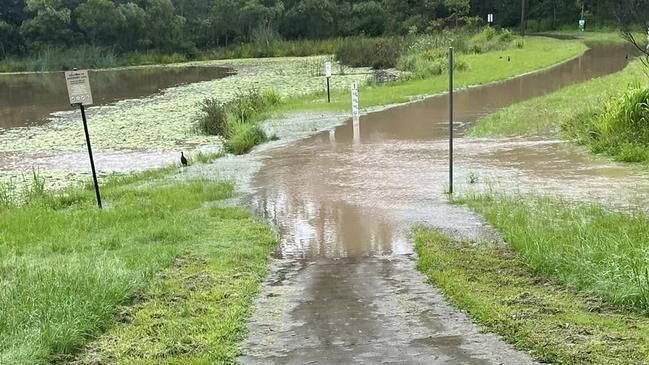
left=240, top=43, right=644, bottom=363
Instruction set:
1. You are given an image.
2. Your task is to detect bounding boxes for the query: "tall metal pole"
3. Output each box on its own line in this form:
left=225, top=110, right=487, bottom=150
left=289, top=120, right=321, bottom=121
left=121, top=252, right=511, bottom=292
left=80, top=104, right=102, bottom=209
left=326, top=77, right=331, bottom=103
left=448, top=47, right=454, bottom=195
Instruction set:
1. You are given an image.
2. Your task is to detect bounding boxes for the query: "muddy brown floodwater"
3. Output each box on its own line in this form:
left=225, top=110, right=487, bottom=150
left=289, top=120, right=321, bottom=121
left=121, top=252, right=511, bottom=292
left=239, top=44, right=645, bottom=364
left=0, top=66, right=231, bottom=129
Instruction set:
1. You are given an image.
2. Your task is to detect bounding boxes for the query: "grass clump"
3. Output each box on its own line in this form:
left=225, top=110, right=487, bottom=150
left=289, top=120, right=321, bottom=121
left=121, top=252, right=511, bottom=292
left=415, top=227, right=649, bottom=364
left=563, top=86, right=649, bottom=162
left=197, top=89, right=281, bottom=155
left=457, top=192, right=649, bottom=313
left=0, top=171, right=276, bottom=364
left=334, top=36, right=404, bottom=69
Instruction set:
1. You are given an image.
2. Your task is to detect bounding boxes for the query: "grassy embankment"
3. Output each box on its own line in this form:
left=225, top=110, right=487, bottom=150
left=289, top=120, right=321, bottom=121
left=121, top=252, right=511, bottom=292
left=276, top=35, right=586, bottom=115
left=415, top=218, right=649, bottom=364
left=471, top=32, right=649, bottom=164
left=199, top=31, right=587, bottom=156
left=0, top=167, right=276, bottom=365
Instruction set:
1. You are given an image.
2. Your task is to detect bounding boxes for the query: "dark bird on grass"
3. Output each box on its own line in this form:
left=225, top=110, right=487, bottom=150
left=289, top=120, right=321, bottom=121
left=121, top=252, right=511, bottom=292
left=180, top=152, right=188, bottom=166
left=507, top=56, right=511, bottom=62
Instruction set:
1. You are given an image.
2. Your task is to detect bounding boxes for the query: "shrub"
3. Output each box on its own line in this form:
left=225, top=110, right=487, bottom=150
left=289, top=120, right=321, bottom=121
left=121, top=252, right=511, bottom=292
left=197, top=98, right=229, bottom=137
left=335, top=37, right=404, bottom=69
left=469, top=26, right=516, bottom=54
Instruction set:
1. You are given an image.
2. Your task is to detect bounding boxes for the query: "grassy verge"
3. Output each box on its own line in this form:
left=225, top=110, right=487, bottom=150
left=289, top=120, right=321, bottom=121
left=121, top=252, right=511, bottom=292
left=276, top=36, right=587, bottom=115
left=470, top=61, right=645, bottom=138
left=457, top=193, right=649, bottom=312
left=415, top=227, right=649, bottom=364
left=0, top=168, right=275, bottom=364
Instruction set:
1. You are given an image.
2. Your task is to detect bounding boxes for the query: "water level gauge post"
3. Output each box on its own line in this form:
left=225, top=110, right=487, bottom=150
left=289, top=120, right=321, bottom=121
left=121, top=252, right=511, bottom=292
left=65, top=69, right=102, bottom=209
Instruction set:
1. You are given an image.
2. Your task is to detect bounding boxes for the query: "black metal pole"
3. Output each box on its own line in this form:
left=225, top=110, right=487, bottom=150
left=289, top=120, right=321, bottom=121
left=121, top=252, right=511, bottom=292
left=448, top=47, right=454, bottom=194
left=326, top=77, right=331, bottom=103
left=80, top=104, right=102, bottom=209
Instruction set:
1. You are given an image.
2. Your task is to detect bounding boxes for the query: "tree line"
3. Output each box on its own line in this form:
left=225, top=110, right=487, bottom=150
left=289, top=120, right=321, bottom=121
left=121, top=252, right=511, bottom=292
left=0, top=0, right=637, bottom=58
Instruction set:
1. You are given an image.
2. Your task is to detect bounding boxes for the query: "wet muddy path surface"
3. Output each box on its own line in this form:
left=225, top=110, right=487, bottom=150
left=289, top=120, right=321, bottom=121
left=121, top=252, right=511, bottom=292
left=239, top=44, right=645, bottom=363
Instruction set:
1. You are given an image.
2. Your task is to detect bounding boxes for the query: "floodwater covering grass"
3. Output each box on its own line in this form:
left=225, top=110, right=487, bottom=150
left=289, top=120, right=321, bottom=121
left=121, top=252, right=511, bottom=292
left=415, top=227, right=649, bottom=364
left=277, top=36, right=586, bottom=114
left=0, top=169, right=276, bottom=364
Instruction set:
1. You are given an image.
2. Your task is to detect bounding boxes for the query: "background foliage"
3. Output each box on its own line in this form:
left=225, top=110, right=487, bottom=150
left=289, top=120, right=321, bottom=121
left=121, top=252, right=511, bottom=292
left=0, top=0, right=631, bottom=62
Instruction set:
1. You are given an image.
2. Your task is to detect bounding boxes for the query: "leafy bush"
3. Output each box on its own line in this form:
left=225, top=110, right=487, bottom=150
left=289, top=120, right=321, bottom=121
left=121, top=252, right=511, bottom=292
left=198, top=89, right=280, bottom=154
left=197, top=98, right=229, bottom=137
left=562, top=86, right=649, bottom=162
left=335, top=37, right=404, bottom=69
left=468, top=26, right=516, bottom=54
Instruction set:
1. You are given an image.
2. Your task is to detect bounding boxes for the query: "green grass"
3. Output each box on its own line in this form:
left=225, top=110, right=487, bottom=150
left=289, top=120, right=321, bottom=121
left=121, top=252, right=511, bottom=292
left=275, top=36, right=587, bottom=115
left=0, top=170, right=276, bottom=364
left=456, top=193, right=649, bottom=313
left=415, top=227, right=649, bottom=364
left=470, top=61, right=646, bottom=137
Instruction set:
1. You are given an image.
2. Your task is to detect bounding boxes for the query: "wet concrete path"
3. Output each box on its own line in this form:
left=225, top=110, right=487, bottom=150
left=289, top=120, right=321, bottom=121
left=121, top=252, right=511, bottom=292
left=239, top=44, right=640, bottom=364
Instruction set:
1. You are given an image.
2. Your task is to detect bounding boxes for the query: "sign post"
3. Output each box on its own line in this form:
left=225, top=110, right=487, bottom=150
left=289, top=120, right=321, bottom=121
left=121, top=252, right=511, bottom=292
left=65, top=69, right=102, bottom=209
left=448, top=47, right=454, bottom=194
left=325, top=61, right=332, bottom=103
left=487, top=13, right=494, bottom=25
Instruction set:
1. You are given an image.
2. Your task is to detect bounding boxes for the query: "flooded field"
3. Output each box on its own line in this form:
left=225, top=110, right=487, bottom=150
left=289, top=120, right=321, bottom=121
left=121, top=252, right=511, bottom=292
left=239, top=43, right=646, bottom=363
left=0, top=66, right=232, bottom=129
left=0, top=57, right=371, bottom=190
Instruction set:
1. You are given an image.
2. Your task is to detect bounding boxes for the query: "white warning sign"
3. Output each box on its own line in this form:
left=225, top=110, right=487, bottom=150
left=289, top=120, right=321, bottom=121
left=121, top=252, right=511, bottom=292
left=65, top=70, right=93, bottom=106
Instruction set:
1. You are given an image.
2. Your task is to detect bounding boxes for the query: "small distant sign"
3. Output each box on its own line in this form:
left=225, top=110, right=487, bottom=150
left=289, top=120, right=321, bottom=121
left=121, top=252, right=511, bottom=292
left=325, top=62, right=332, bottom=78
left=578, top=19, right=585, bottom=32
left=487, top=14, right=494, bottom=23
left=65, top=70, right=93, bottom=106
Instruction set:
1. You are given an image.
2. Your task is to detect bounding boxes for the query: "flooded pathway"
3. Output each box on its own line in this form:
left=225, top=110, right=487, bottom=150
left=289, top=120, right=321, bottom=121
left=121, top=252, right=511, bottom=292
left=239, top=44, right=643, bottom=363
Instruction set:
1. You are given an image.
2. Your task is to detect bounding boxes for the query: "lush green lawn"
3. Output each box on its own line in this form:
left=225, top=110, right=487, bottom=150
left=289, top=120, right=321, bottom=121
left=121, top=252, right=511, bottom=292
left=415, top=227, right=649, bottom=364
left=0, top=169, right=275, bottom=364
left=470, top=61, right=645, bottom=137
left=276, top=36, right=587, bottom=114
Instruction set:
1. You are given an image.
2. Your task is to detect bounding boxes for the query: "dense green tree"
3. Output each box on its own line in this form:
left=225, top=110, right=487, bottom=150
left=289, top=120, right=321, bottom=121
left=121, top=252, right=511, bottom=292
left=20, top=0, right=74, bottom=48
left=75, top=0, right=124, bottom=45
left=0, top=0, right=629, bottom=60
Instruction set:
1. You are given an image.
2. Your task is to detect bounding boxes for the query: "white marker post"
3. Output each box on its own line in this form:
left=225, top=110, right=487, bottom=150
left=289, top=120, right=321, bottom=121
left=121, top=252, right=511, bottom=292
left=351, top=82, right=360, bottom=144
left=65, top=69, right=102, bottom=209
left=325, top=61, right=332, bottom=103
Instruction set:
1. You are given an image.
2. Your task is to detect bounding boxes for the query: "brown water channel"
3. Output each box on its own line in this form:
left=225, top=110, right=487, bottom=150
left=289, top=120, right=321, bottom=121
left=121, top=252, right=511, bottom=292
left=0, top=66, right=231, bottom=129
left=240, top=44, right=646, bottom=363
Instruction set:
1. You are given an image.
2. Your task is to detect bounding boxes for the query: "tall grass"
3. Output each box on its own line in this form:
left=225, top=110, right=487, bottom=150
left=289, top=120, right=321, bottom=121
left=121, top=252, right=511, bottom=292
left=197, top=89, right=281, bottom=154
left=0, top=175, right=238, bottom=364
left=563, top=85, right=649, bottom=162
left=461, top=192, right=649, bottom=313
